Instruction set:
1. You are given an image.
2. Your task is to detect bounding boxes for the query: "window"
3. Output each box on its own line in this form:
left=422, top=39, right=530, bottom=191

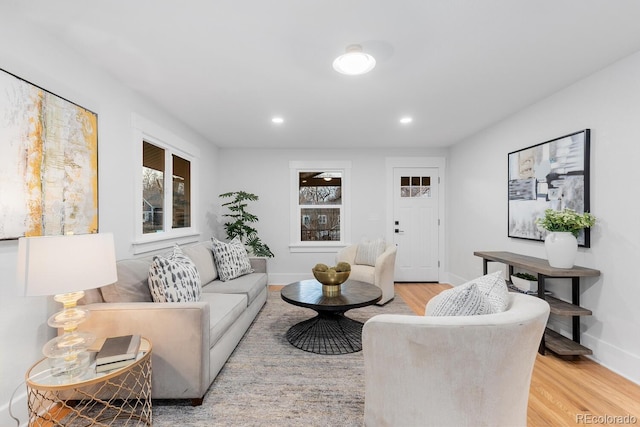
left=142, top=142, right=192, bottom=234
left=142, top=142, right=165, bottom=233
left=134, top=114, right=199, bottom=252
left=290, top=161, right=351, bottom=252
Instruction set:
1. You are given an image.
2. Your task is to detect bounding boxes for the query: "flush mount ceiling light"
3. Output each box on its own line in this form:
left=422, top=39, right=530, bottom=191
left=400, top=117, right=413, bottom=124
left=272, top=117, right=284, bottom=124
left=332, top=44, right=376, bottom=76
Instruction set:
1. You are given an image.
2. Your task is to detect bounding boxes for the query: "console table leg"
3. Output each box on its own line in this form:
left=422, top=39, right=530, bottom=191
left=537, top=274, right=546, bottom=355
left=572, top=277, right=581, bottom=343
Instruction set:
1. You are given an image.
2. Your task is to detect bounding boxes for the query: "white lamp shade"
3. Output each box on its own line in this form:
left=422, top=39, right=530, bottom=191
left=18, top=233, right=117, bottom=296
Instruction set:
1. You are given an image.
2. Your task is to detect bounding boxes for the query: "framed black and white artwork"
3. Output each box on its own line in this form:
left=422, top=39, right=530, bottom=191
left=507, top=129, right=591, bottom=247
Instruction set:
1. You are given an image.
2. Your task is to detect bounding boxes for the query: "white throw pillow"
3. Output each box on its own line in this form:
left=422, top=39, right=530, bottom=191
left=355, top=238, right=386, bottom=266
left=425, top=283, right=495, bottom=316
left=148, top=245, right=201, bottom=303
left=425, top=271, right=510, bottom=316
left=470, top=271, right=510, bottom=313
left=211, top=236, right=253, bottom=281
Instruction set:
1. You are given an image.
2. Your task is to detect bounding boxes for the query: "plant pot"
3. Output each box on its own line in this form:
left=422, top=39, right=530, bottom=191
left=544, top=231, right=578, bottom=268
left=510, top=275, right=538, bottom=293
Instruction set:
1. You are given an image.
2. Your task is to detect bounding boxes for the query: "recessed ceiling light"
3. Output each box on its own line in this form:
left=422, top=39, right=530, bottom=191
left=272, top=117, right=284, bottom=124
left=400, top=117, right=413, bottom=124
left=332, top=44, right=376, bottom=76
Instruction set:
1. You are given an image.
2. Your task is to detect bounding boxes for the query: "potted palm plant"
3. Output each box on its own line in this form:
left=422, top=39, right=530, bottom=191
left=219, top=191, right=274, bottom=258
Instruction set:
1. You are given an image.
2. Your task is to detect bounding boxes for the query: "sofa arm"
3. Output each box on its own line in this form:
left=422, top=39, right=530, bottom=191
left=373, top=245, right=397, bottom=303
left=249, top=257, right=267, bottom=274
left=76, top=302, right=210, bottom=400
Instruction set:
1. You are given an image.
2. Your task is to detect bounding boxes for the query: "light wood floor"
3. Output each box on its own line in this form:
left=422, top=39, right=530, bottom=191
left=393, top=283, right=640, bottom=427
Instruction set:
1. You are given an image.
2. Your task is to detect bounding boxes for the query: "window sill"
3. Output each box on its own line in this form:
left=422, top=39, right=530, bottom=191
left=289, top=243, right=346, bottom=253
left=133, top=230, right=201, bottom=254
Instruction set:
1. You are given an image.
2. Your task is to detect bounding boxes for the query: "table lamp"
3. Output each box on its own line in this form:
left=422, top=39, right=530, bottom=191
left=17, top=233, right=117, bottom=378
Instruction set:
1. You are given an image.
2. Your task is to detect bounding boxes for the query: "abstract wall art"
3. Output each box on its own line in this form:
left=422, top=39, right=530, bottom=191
left=0, top=69, right=98, bottom=240
left=507, top=129, right=591, bottom=247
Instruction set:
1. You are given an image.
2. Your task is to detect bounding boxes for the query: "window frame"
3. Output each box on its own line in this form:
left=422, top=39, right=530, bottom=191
left=289, top=160, right=351, bottom=253
left=133, top=114, right=200, bottom=254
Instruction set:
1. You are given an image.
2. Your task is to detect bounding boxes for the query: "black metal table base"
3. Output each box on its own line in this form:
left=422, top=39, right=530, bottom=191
left=286, top=312, right=364, bottom=355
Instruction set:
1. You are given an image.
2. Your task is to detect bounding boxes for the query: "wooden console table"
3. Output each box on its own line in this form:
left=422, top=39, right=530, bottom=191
left=474, top=251, right=600, bottom=356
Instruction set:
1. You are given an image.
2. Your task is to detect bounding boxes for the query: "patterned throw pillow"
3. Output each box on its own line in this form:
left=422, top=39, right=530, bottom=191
left=425, top=271, right=510, bottom=316
left=211, top=237, right=253, bottom=282
left=148, top=245, right=201, bottom=302
left=470, top=271, right=510, bottom=312
left=425, top=283, right=495, bottom=316
left=355, top=238, right=386, bottom=266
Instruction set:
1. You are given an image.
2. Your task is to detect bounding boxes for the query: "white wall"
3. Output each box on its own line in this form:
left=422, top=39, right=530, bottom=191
left=217, top=148, right=447, bottom=284
left=447, top=50, right=640, bottom=384
left=0, top=23, right=219, bottom=424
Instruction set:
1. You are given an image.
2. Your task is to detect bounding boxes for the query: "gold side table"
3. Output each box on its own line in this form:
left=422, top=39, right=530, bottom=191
left=26, top=337, right=152, bottom=426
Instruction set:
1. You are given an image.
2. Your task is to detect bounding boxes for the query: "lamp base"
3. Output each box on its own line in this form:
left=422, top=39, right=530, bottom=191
left=43, top=331, right=95, bottom=379
left=48, top=351, right=91, bottom=379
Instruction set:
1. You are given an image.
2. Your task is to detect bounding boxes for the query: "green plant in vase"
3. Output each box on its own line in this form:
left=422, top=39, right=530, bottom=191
left=536, top=208, right=596, bottom=268
left=220, top=191, right=274, bottom=258
left=536, top=208, right=596, bottom=236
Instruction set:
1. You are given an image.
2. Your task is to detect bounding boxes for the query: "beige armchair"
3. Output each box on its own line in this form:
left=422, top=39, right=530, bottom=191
left=336, top=243, right=397, bottom=304
left=362, top=292, right=550, bottom=426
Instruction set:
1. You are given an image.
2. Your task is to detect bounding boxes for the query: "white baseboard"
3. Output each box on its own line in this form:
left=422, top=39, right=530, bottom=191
left=581, top=332, right=640, bottom=385
left=445, top=272, right=467, bottom=286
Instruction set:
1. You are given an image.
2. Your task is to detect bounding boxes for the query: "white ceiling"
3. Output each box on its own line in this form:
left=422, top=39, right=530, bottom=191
left=8, top=0, right=640, bottom=149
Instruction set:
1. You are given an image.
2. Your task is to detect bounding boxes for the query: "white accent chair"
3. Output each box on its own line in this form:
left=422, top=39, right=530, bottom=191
left=363, top=292, right=550, bottom=426
left=336, top=244, right=397, bottom=304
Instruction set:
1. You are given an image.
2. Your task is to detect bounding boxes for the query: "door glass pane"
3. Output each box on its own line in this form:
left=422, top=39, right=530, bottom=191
left=172, top=155, right=191, bottom=229
left=300, top=208, right=340, bottom=241
left=400, top=175, right=432, bottom=198
left=142, top=142, right=164, bottom=233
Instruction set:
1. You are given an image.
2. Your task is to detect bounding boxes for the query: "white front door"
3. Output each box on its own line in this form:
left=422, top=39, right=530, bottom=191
left=393, top=167, right=439, bottom=282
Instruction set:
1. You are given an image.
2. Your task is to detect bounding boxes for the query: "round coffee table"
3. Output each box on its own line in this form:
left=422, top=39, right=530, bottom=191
left=280, top=279, right=382, bottom=355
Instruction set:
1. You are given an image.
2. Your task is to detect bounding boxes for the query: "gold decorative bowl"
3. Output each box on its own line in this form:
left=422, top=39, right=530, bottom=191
left=312, top=269, right=350, bottom=286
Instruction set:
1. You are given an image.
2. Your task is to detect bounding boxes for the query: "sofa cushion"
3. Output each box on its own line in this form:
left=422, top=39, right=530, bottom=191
left=200, top=292, right=247, bottom=348
left=79, top=288, right=105, bottom=304
left=202, top=272, right=267, bottom=306
left=355, top=238, right=386, bottom=266
left=182, top=241, right=218, bottom=284
left=101, top=258, right=154, bottom=303
left=148, top=245, right=202, bottom=302
left=425, top=283, right=495, bottom=316
left=211, top=237, right=253, bottom=281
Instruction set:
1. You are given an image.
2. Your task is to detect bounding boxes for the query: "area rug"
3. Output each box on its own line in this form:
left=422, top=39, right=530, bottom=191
left=152, top=290, right=415, bottom=427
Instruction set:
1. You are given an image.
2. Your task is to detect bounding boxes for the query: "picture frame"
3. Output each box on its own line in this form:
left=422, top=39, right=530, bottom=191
left=0, top=68, right=98, bottom=240
left=507, top=129, right=591, bottom=247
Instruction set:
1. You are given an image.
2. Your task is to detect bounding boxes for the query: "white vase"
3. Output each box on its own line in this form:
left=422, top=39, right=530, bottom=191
left=544, top=232, right=578, bottom=268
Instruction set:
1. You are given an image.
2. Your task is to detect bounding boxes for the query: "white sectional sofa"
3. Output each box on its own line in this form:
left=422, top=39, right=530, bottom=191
left=77, top=241, right=267, bottom=405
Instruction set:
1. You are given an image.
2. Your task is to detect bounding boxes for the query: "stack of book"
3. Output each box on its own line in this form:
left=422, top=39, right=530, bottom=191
left=95, top=334, right=142, bottom=373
